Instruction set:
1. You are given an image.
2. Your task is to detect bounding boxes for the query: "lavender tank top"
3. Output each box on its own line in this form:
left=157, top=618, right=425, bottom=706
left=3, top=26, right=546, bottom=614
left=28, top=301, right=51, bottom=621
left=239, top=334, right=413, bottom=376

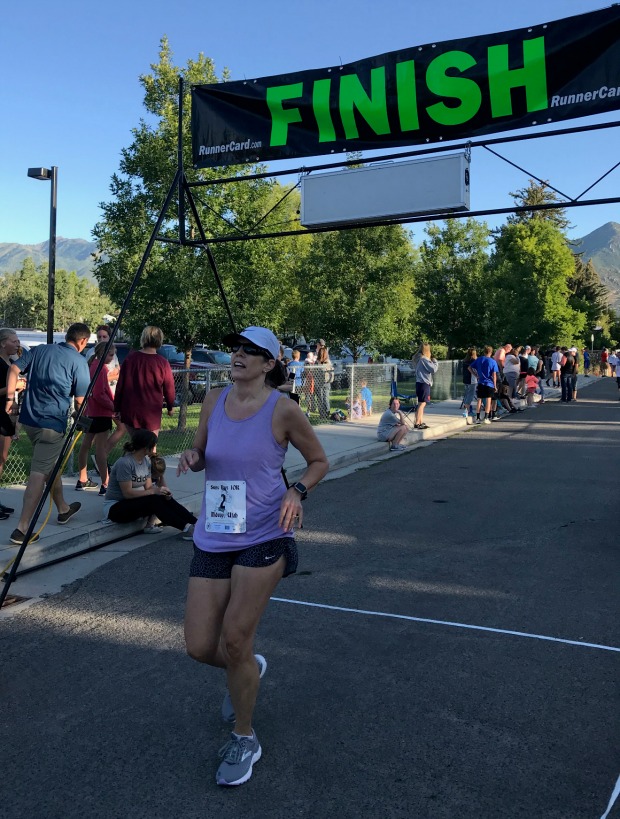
left=194, top=386, right=291, bottom=552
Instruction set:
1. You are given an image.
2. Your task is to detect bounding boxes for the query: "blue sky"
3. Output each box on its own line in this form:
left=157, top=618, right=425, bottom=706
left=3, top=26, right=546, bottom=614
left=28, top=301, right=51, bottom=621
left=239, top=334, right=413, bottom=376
left=1, top=0, right=618, bottom=247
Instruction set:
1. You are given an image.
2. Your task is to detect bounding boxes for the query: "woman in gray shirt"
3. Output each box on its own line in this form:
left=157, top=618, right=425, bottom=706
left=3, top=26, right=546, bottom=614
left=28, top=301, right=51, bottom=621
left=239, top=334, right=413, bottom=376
left=377, top=397, right=408, bottom=451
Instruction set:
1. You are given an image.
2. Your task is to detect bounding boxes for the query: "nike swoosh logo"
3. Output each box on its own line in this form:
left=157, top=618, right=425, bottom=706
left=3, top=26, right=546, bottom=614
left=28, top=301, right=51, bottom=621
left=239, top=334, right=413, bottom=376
left=264, top=555, right=276, bottom=560
left=241, top=750, right=253, bottom=761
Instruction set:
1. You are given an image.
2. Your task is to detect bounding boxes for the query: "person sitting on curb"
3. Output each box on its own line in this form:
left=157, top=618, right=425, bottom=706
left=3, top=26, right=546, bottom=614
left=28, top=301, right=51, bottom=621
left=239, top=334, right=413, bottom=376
left=103, top=429, right=196, bottom=537
left=377, top=397, right=409, bottom=451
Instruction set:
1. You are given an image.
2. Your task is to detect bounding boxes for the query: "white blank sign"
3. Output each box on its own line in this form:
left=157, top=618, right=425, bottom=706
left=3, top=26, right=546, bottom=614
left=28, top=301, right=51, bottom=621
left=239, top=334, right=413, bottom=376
left=300, top=152, right=470, bottom=227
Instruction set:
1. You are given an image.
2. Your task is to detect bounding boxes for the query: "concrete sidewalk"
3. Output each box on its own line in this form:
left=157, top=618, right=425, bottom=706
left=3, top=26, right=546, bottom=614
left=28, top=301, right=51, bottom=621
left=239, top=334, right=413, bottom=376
left=0, top=376, right=597, bottom=575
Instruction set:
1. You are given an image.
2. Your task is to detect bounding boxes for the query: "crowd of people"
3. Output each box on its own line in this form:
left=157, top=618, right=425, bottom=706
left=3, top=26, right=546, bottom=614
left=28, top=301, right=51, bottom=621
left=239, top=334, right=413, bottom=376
left=0, top=323, right=188, bottom=542
left=1, top=321, right=329, bottom=787
left=372, top=339, right=605, bottom=447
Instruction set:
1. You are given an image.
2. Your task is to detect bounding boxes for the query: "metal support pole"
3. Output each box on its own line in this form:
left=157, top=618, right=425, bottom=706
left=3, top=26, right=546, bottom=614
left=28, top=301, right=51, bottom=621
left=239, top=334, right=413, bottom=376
left=47, top=166, right=57, bottom=344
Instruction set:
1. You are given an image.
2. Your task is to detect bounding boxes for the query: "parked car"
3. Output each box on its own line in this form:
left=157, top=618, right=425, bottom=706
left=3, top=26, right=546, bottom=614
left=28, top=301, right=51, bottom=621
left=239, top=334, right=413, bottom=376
left=156, top=345, right=231, bottom=404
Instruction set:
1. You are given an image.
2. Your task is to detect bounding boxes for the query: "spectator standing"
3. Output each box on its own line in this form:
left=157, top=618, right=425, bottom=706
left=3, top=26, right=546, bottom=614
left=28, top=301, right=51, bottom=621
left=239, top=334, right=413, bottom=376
left=414, top=344, right=438, bottom=430
left=493, top=343, right=511, bottom=371
left=377, top=397, right=408, bottom=449
left=287, top=350, right=304, bottom=395
left=582, top=347, right=591, bottom=376
left=5, top=323, right=90, bottom=545
left=570, top=347, right=580, bottom=401
left=470, top=346, right=499, bottom=424
left=0, top=328, right=27, bottom=517
left=360, top=381, right=373, bottom=416
left=76, top=342, right=117, bottom=495
left=86, top=325, right=120, bottom=385
left=114, top=326, right=175, bottom=442
left=600, top=347, right=609, bottom=377
left=560, top=347, right=576, bottom=402
left=303, top=351, right=317, bottom=415
left=503, top=346, right=521, bottom=398
left=462, top=347, right=478, bottom=419
left=525, top=368, right=539, bottom=407
left=607, top=349, right=620, bottom=397
left=316, top=346, right=334, bottom=420
left=550, top=346, right=562, bottom=387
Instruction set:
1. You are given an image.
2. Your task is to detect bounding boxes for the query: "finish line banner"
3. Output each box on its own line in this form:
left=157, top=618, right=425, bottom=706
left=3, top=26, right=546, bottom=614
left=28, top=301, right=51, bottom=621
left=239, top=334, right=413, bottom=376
left=191, top=7, right=620, bottom=169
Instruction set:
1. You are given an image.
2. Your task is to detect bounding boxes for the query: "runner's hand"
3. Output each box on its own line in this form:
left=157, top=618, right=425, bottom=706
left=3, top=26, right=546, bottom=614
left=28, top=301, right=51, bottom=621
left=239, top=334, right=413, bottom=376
left=279, top=489, right=303, bottom=531
left=177, top=448, right=201, bottom=475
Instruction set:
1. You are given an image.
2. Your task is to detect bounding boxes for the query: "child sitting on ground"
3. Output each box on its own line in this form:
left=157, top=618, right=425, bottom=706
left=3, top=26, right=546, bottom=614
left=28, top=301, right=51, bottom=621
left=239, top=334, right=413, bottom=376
left=145, top=454, right=168, bottom=533
left=360, top=381, right=373, bottom=416
left=525, top=367, right=539, bottom=407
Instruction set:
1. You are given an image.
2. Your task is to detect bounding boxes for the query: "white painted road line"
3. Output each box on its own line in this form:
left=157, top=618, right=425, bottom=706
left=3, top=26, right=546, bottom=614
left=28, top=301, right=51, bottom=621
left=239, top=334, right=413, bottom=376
left=600, top=773, right=620, bottom=819
left=271, top=597, right=620, bottom=654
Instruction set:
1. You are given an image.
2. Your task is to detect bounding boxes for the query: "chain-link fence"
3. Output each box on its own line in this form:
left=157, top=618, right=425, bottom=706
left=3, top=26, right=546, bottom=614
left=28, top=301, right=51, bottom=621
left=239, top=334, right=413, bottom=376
left=0, top=368, right=231, bottom=487
left=1, top=361, right=465, bottom=486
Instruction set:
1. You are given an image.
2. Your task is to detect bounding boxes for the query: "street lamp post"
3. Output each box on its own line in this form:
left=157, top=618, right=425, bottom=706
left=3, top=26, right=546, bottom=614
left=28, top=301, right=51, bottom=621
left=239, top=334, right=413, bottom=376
left=27, top=166, right=58, bottom=344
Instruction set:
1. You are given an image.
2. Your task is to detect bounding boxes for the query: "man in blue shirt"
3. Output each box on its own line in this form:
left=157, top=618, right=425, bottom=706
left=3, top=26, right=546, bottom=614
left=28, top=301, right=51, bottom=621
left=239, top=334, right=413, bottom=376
left=469, top=345, right=499, bottom=425
left=5, top=323, right=91, bottom=544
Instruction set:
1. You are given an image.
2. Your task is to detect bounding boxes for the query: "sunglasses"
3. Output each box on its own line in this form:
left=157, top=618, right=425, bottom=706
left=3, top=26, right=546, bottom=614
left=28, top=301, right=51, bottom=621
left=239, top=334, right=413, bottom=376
left=230, top=342, right=270, bottom=358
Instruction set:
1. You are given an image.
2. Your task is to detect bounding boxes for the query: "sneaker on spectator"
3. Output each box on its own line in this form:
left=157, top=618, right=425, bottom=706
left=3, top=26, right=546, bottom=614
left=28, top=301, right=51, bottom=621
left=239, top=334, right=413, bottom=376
left=216, top=731, right=262, bottom=786
left=483, top=417, right=492, bottom=425
left=144, top=525, right=165, bottom=534
left=98, top=484, right=108, bottom=497
left=9, top=529, right=39, bottom=545
left=57, top=502, right=81, bottom=525
left=221, top=654, right=267, bottom=723
left=75, top=478, right=98, bottom=491
left=181, top=523, right=195, bottom=541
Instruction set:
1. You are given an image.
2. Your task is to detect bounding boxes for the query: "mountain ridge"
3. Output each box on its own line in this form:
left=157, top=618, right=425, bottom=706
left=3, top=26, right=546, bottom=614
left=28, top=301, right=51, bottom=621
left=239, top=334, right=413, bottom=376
left=0, top=237, right=98, bottom=281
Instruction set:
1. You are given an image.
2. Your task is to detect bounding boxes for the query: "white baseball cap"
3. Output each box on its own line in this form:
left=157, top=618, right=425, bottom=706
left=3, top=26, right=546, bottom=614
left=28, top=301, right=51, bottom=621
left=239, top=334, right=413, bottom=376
left=222, top=326, right=280, bottom=360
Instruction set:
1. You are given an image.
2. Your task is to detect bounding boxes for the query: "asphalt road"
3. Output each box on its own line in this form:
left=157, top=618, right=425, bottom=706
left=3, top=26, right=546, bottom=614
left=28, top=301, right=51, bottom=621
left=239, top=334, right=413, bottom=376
left=1, top=379, right=619, bottom=819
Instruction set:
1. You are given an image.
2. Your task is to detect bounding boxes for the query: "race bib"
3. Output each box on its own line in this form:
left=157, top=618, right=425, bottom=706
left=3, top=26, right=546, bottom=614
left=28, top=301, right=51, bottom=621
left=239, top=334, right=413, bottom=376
left=204, top=480, right=246, bottom=533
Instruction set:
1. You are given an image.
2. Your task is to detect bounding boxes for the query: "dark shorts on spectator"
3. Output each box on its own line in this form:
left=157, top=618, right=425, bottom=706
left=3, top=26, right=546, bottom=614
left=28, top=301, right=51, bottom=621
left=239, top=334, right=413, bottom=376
left=87, top=416, right=113, bottom=434
left=415, top=382, right=431, bottom=403
left=476, top=384, right=494, bottom=399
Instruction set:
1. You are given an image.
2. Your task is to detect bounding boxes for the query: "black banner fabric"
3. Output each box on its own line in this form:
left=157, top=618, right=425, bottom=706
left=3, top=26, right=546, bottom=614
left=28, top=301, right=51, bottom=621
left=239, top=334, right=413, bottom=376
left=191, top=7, right=620, bottom=169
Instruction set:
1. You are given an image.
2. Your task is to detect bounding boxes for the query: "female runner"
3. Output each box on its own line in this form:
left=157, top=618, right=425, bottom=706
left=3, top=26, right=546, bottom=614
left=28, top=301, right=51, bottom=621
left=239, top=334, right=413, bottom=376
left=177, top=326, right=328, bottom=787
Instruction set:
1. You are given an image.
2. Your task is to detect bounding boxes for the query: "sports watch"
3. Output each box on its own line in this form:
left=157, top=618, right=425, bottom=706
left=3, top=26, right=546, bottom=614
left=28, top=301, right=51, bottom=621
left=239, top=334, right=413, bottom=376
left=291, top=482, right=308, bottom=500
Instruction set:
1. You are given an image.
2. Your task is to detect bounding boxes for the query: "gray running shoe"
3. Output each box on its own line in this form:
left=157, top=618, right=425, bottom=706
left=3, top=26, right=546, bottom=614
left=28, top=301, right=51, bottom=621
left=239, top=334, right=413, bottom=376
left=216, top=731, right=262, bottom=786
left=221, top=654, right=267, bottom=723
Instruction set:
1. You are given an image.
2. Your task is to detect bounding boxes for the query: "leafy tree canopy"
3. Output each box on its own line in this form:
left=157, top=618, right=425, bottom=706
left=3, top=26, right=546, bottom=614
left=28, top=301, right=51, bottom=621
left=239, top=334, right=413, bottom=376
left=0, top=258, right=113, bottom=331
left=296, top=225, right=418, bottom=360
left=415, top=218, right=492, bottom=352
left=93, top=38, right=307, bottom=353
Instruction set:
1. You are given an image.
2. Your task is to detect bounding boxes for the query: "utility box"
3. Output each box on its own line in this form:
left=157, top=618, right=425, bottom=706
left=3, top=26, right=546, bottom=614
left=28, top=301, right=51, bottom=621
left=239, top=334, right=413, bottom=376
left=300, top=152, right=470, bottom=227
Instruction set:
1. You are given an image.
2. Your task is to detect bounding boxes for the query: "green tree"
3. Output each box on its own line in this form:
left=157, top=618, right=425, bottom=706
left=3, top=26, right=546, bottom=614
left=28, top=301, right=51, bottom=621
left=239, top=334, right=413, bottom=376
left=567, top=256, right=609, bottom=337
left=298, top=226, right=417, bottom=359
left=491, top=219, right=587, bottom=345
left=93, top=38, right=307, bottom=365
left=1, top=258, right=47, bottom=328
left=415, top=218, right=493, bottom=353
left=507, top=179, right=571, bottom=231
left=490, top=180, right=590, bottom=346
left=0, top=259, right=113, bottom=331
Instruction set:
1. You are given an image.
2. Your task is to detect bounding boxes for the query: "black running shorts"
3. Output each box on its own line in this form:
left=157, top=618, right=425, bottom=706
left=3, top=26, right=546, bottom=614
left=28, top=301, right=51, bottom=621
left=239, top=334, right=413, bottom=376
left=189, top=537, right=298, bottom=580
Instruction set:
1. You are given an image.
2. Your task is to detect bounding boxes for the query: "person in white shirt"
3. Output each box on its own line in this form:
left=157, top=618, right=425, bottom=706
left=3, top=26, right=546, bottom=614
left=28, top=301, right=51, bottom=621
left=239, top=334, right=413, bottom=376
left=608, top=350, right=620, bottom=397
left=549, top=346, right=563, bottom=388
